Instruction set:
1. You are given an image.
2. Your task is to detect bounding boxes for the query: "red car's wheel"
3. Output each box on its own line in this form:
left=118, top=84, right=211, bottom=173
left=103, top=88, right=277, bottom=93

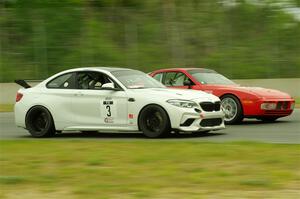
left=221, top=95, right=243, bottom=124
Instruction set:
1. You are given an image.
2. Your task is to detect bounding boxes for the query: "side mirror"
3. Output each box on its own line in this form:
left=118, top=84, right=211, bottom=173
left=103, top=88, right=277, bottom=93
left=183, top=80, right=193, bottom=89
left=101, top=83, right=121, bottom=91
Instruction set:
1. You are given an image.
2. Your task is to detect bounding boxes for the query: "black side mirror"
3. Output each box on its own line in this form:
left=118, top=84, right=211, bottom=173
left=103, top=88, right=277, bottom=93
left=183, top=80, right=193, bottom=89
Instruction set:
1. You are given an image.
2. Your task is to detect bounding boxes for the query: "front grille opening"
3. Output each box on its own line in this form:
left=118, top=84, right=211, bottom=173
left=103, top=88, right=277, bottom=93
left=276, top=101, right=289, bottom=110
left=200, top=102, right=221, bottom=112
left=194, top=108, right=201, bottom=113
left=180, top=118, right=195, bottom=127
left=215, top=101, right=221, bottom=111
left=200, top=118, right=222, bottom=127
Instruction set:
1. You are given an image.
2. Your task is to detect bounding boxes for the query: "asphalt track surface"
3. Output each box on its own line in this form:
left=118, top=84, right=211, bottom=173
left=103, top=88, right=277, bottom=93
left=0, top=110, right=299, bottom=143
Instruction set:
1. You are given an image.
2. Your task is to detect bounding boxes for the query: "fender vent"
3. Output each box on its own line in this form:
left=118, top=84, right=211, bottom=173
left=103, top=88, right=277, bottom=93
left=180, top=118, right=195, bottom=127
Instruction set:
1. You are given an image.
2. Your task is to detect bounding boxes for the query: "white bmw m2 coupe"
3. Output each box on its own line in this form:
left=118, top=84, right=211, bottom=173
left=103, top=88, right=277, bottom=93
left=14, top=67, right=225, bottom=138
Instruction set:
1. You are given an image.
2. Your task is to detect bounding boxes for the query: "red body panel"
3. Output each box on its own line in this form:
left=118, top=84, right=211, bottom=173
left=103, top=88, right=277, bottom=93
left=150, top=68, right=295, bottom=118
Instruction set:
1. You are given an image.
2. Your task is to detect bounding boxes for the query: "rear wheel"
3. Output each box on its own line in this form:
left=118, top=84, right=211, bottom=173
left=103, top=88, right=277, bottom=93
left=26, top=106, right=55, bottom=138
left=139, top=105, right=171, bottom=138
left=221, top=95, right=243, bottom=124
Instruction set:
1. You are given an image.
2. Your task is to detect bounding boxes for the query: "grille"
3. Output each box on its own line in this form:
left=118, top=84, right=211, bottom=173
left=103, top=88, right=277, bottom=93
left=215, top=101, right=221, bottom=111
left=200, top=101, right=221, bottom=112
left=276, top=101, right=289, bottom=110
left=200, top=118, right=222, bottom=127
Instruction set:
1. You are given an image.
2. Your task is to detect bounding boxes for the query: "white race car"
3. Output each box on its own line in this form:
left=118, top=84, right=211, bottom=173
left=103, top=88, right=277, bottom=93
left=14, top=67, right=225, bottom=138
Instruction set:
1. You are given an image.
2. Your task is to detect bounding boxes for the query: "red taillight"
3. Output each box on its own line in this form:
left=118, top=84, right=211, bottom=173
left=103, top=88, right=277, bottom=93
left=16, top=92, right=23, bottom=102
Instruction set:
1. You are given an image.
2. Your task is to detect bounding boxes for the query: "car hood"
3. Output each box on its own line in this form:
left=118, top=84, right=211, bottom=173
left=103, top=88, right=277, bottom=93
left=209, top=84, right=292, bottom=99
left=129, top=88, right=220, bottom=102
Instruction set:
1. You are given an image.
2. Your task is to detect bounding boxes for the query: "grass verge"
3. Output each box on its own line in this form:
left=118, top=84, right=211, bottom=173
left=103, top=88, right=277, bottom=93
left=295, top=97, right=300, bottom=108
left=0, top=141, right=299, bottom=198
left=0, top=104, right=14, bottom=112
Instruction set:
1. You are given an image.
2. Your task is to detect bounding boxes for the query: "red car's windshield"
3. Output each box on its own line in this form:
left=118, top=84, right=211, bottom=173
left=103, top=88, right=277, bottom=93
left=112, top=70, right=165, bottom=89
left=189, top=70, right=236, bottom=85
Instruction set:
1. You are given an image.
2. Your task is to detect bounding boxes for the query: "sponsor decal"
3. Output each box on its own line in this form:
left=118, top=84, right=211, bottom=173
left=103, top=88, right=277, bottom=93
left=102, top=99, right=115, bottom=117
left=128, top=114, right=135, bottom=125
left=103, top=100, right=114, bottom=105
left=104, top=117, right=114, bottom=123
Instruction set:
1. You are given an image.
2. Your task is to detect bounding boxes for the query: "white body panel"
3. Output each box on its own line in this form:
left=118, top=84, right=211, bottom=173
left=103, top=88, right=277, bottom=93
left=15, top=67, right=225, bottom=133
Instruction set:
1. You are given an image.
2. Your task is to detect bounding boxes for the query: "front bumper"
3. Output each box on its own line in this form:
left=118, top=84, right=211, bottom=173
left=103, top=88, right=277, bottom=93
left=164, top=102, right=225, bottom=132
left=243, top=98, right=295, bottom=117
left=177, top=110, right=225, bottom=132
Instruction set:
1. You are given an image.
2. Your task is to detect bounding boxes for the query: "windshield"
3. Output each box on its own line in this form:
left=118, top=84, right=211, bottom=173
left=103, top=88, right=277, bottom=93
left=112, top=70, right=165, bottom=89
left=189, top=70, right=236, bottom=85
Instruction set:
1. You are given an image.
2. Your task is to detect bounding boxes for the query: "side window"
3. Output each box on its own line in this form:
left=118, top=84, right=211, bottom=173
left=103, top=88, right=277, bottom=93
left=163, top=72, right=177, bottom=86
left=77, top=71, right=114, bottom=90
left=47, top=73, right=75, bottom=89
left=163, top=72, right=192, bottom=86
left=153, top=73, right=163, bottom=82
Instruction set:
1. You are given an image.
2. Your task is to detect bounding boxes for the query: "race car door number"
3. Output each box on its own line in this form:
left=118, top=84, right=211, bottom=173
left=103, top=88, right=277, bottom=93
left=101, top=99, right=116, bottom=123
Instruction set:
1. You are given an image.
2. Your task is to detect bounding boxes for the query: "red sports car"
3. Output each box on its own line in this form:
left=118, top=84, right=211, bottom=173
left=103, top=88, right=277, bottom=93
left=150, top=68, right=295, bottom=124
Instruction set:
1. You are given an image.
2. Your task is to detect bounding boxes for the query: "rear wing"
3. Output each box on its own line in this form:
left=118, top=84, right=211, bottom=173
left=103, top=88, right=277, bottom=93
left=14, top=80, right=31, bottom=89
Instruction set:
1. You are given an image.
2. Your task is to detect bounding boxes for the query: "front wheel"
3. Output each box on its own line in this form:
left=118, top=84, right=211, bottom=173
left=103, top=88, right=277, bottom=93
left=139, top=105, right=171, bottom=138
left=221, top=95, right=243, bottom=124
left=25, top=106, right=55, bottom=138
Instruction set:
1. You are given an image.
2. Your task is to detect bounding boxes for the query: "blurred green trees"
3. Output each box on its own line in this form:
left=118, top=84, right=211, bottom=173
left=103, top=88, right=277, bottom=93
left=0, top=0, right=299, bottom=82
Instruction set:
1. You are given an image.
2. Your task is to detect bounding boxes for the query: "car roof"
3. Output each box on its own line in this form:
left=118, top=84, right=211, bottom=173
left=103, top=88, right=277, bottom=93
left=57, top=67, right=136, bottom=75
left=152, top=67, right=216, bottom=73
left=72, top=67, right=133, bottom=72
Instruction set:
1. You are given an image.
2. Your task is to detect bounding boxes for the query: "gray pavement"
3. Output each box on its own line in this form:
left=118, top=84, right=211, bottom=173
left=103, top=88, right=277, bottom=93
left=0, top=110, right=299, bottom=143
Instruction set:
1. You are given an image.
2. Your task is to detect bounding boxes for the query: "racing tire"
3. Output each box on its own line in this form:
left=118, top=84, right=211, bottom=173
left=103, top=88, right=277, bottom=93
left=25, top=106, right=55, bottom=138
left=221, top=94, right=243, bottom=124
left=139, top=105, right=171, bottom=138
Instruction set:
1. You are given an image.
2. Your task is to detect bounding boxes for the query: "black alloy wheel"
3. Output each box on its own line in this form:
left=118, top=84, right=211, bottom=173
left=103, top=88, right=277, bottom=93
left=26, top=106, right=55, bottom=138
left=139, top=105, right=171, bottom=138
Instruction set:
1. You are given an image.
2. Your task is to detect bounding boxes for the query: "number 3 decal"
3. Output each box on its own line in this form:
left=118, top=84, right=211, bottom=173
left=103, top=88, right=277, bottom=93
left=106, top=105, right=111, bottom=117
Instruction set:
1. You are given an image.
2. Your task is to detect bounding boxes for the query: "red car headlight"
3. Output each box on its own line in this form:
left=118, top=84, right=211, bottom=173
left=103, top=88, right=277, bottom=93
left=260, top=102, right=276, bottom=110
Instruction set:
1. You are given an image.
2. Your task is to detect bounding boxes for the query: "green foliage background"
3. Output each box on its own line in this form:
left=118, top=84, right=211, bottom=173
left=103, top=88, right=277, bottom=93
left=0, top=0, right=300, bottom=82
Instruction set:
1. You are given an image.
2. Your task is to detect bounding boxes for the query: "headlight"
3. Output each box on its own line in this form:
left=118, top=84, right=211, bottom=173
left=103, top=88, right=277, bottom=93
left=167, top=99, right=198, bottom=108
left=260, top=102, right=277, bottom=110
